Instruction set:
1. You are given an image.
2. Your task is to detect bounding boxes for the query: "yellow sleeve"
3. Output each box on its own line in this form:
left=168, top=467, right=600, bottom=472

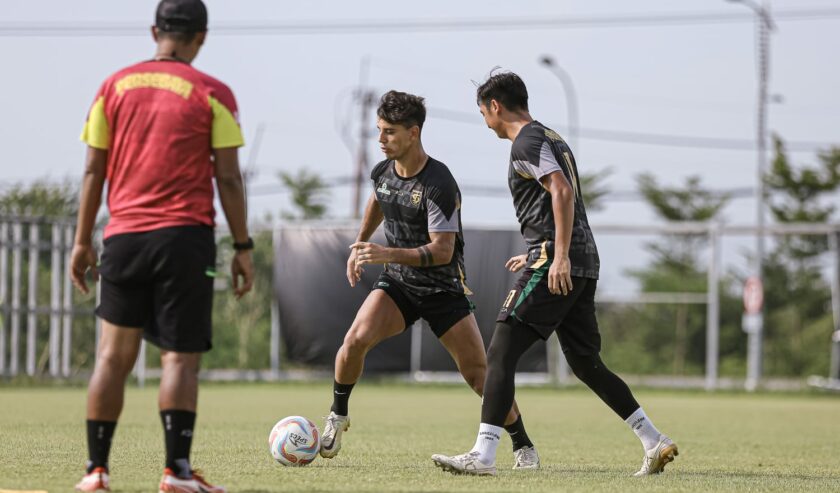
left=80, top=96, right=110, bottom=149
left=209, top=96, right=245, bottom=149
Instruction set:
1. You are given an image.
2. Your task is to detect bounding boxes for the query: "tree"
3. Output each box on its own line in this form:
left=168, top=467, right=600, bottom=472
left=579, top=168, right=611, bottom=212
left=278, top=169, right=328, bottom=220
left=599, top=174, right=739, bottom=376
left=761, top=135, right=840, bottom=376
left=0, top=179, right=78, bottom=216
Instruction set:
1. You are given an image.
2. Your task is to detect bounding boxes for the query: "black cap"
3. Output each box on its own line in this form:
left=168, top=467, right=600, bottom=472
left=155, top=0, right=208, bottom=33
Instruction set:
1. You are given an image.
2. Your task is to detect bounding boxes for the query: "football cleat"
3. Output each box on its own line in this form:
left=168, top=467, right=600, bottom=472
left=633, top=436, right=679, bottom=477
left=158, top=468, right=226, bottom=493
left=75, top=466, right=110, bottom=492
left=319, top=411, right=350, bottom=459
left=512, top=445, right=540, bottom=469
left=431, top=451, right=497, bottom=476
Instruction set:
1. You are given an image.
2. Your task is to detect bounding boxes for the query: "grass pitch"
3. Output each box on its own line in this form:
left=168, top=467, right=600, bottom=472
left=1, top=381, right=839, bottom=492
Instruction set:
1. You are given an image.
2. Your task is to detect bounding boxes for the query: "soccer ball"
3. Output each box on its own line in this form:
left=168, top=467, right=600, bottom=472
left=268, top=416, right=320, bottom=466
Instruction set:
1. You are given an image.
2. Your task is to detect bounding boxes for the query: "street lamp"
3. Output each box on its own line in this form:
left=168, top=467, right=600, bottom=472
left=726, top=0, right=775, bottom=391
left=539, top=55, right=580, bottom=155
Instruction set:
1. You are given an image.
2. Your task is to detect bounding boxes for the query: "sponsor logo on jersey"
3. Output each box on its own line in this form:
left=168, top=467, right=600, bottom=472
left=376, top=182, right=391, bottom=196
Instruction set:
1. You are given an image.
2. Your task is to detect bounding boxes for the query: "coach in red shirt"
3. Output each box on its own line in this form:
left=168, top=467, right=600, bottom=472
left=70, top=1, right=252, bottom=491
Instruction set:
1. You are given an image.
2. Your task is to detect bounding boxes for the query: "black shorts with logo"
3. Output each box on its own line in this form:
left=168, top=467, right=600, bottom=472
left=373, top=273, right=474, bottom=338
left=497, top=262, right=601, bottom=356
left=96, top=225, right=216, bottom=353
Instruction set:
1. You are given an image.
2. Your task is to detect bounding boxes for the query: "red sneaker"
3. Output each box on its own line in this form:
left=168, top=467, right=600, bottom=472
left=158, top=467, right=226, bottom=493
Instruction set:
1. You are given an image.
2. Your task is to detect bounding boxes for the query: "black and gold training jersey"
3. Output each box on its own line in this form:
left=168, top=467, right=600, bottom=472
left=370, top=157, right=470, bottom=296
left=508, top=121, right=599, bottom=279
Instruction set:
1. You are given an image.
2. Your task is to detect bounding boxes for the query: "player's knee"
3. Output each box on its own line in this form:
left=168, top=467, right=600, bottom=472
left=566, top=352, right=601, bottom=383
left=460, top=361, right=487, bottom=393
left=96, top=347, right=137, bottom=377
left=343, top=327, right=375, bottom=356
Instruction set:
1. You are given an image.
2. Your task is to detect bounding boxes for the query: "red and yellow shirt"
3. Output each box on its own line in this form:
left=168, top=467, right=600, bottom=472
left=81, top=60, right=244, bottom=238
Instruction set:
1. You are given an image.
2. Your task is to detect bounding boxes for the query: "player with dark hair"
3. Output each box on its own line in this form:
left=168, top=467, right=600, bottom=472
left=320, top=90, right=540, bottom=470
left=72, top=1, right=252, bottom=491
left=432, top=72, right=678, bottom=476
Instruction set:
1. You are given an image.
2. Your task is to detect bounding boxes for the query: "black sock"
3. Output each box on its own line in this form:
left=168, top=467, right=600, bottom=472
left=160, top=410, right=196, bottom=479
left=86, top=420, right=117, bottom=473
left=330, top=381, right=355, bottom=416
left=504, top=415, right=534, bottom=451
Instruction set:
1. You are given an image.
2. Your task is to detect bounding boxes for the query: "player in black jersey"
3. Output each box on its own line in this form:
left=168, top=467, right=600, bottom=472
left=433, top=73, right=678, bottom=477
left=320, top=90, right=540, bottom=469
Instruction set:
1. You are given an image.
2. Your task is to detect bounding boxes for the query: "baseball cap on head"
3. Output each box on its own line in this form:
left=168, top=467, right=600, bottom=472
left=155, top=0, right=208, bottom=33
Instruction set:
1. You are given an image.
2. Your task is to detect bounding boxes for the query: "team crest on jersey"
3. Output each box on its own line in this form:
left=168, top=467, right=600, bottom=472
left=410, top=190, right=422, bottom=206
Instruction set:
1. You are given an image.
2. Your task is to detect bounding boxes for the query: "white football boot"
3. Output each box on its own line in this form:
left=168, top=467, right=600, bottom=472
left=431, top=451, right=497, bottom=476
left=512, top=445, right=540, bottom=470
left=633, top=435, right=679, bottom=477
left=319, top=411, right=350, bottom=458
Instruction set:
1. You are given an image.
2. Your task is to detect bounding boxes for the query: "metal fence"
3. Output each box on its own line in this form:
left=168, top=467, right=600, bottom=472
left=2, top=215, right=839, bottom=391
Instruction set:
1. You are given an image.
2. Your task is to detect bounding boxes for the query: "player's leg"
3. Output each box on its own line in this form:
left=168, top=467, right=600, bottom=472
left=437, top=313, right=538, bottom=468
left=322, top=287, right=408, bottom=458
left=76, top=321, right=143, bottom=492
left=432, top=319, right=541, bottom=475
left=558, top=279, right=678, bottom=476
left=77, top=233, right=150, bottom=492
left=150, top=226, right=225, bottom=492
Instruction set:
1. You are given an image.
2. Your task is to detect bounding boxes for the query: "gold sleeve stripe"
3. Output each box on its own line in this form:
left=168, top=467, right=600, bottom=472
left=80, top=96, right=110, bottom=150
left=209, top=95, right=245, bottom=149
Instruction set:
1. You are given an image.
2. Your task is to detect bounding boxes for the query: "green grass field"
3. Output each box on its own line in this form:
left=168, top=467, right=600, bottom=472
left=1, top=382, right=839, bottom=492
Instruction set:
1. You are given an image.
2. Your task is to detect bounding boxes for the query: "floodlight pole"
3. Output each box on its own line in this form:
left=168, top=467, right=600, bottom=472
left=539, top=55, right=580, bottom=155
left=727, top=0, right=774, bottom=391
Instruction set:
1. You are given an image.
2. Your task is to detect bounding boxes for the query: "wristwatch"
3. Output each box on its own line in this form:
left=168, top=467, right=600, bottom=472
left=233, top=237, right=254, bottom=251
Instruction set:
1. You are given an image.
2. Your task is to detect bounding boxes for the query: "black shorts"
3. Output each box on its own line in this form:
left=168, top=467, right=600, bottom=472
left=96, top=225, right=216, bottom=353
left=373, top=273, right=474, bottom=338
left=497, top=263, right=601, bottom=356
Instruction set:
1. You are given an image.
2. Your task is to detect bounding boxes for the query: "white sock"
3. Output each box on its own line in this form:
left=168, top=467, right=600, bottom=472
left=470, top=423, right=503, bottom=465
left=625, top=408, right=662, bottom=451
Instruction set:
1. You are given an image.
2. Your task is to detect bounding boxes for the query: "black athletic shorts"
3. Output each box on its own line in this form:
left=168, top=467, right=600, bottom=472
left=373, top=273, right=474, bottom=338
left=497, top=262, right=601, bottom=356
left=96, top=225, right=216, bottom=353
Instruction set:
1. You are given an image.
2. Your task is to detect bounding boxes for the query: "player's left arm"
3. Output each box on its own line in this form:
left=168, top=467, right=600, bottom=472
left=70, top=147, right=108, bottom=294
left=353, top=231, right=455, bottom=268
left=541, top=170, right=575, bottom=296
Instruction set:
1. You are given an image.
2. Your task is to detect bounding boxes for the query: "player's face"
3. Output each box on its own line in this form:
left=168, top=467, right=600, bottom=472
left=479, top=101, right=504, bottom=138
left=377, top=119, right=418, bottom=160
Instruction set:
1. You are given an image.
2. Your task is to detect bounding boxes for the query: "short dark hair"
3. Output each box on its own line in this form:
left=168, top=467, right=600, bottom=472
left=377, top=90, right=426, bottom=131
left=476, top=71, right=529, bottom=112
left=157, top=30, right=199, bottom=44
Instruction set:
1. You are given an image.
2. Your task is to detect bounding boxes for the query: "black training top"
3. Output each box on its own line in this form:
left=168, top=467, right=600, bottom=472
left=508, top=121, right=599, bottom=279
left=371, top=157, right=469, bottom=296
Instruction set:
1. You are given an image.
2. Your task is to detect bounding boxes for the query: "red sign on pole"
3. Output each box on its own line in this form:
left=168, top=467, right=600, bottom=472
left=743, top=276, right=764, bottom=314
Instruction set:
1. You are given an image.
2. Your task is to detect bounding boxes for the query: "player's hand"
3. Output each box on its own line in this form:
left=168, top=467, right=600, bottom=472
left=505, top=254, right=528, bottom=272
left=231, top=250, right=254, bottom=299
left=548, top=256, right=573, bottom=296
left=347, top=248, right=363, bottom=287
left=350, top=241, right=392, bottom=266
left=70, top=243, right=99, bottom=295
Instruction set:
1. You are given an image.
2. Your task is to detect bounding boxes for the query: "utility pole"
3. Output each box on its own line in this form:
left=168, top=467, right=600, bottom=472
left=352, top=56, right=375, bottom=219
left=726, top=0, right=775, bottom=392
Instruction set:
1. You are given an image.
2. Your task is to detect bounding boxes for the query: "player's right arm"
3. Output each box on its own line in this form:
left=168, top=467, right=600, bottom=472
left=70, top=146, right=108, bottom=294
left=347, top=192, right=384, bottom=287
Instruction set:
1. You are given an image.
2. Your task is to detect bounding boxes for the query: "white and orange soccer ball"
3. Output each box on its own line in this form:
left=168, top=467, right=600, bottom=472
left=268, top=416, right=320, bottom=466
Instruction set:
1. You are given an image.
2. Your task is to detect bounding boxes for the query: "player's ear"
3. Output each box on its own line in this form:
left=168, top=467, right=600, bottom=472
left=151, top=25, right=159, bottom=42
left=411, top=125, right=421, bottom=141
left=195, top=31, right=207, bottom=47
left=490, top=99, right=500, bottom=115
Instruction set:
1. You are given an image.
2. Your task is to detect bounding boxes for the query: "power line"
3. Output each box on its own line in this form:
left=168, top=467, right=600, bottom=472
left=2, top=9, right=840, bottom=36
left=426, top=107, right=835, bottom=152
